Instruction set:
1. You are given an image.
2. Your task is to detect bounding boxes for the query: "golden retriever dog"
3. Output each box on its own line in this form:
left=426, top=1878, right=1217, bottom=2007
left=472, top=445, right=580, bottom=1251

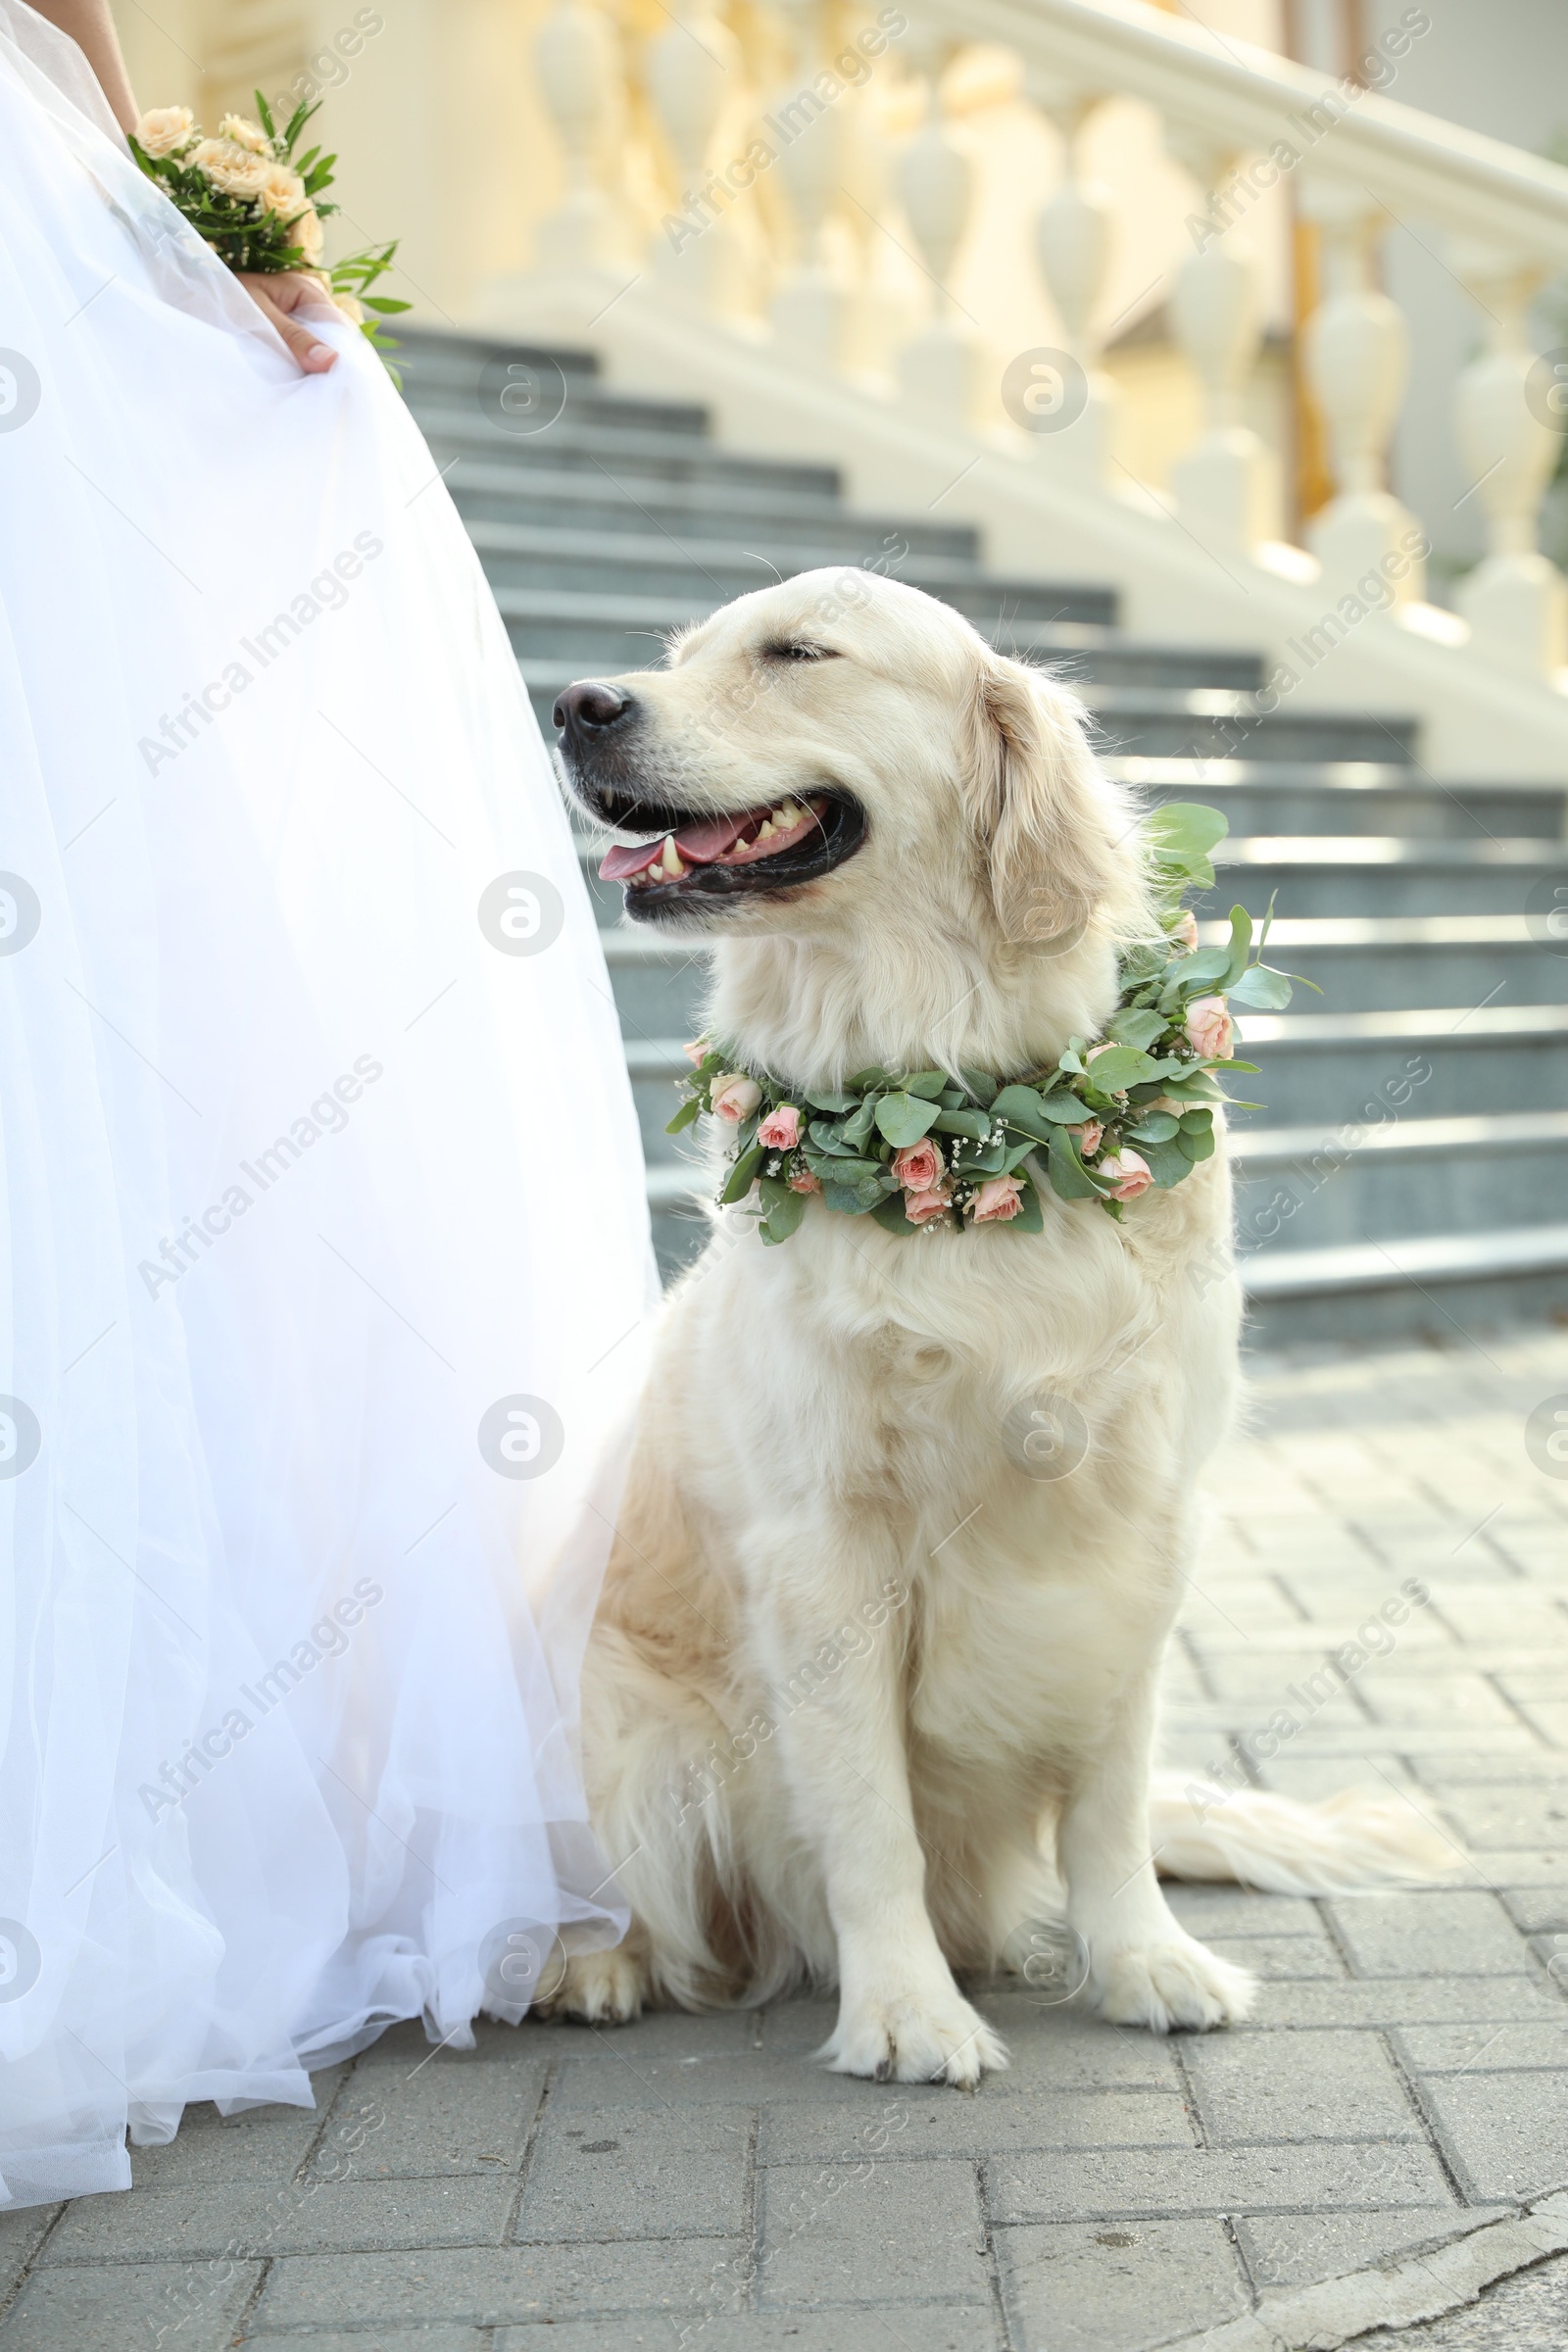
left=549, top=568, right=1446, bottom=2087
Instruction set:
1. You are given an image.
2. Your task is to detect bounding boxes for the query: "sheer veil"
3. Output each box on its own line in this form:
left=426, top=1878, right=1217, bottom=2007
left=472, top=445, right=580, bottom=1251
left=0, top=0, right=657, bottom=2208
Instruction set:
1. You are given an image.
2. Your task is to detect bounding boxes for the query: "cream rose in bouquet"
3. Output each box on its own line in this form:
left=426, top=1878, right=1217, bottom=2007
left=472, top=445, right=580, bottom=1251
left=128, top=91, right=408, bottom=368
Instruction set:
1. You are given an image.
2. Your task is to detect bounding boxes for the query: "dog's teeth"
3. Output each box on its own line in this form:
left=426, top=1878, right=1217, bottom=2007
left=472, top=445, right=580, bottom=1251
left=758, top=819, right=776, bottom=839
left=661, top=836, right=684, bottom=877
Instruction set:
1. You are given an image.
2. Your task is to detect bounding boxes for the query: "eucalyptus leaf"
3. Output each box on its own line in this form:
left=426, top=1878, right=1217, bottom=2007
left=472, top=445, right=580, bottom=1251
left=665, top=1095, right=702, bottom=1135
left=1143, top=801, right=1229, bottom=861
left=871, top=1191, right=922, bottom=1235
left=1126, top=1110, right=1180, bottom=1144
left=957, top=1066, right=997, bottom=1102
left=1221, top=905, right=1253, bottom=990
left=760, top=1187, right=807, bottom=1245
left=874, top=1092, right=941, bottom=1148
left=1106, top=1007, right=1168, bottom=1053
left=808, top=1118, right=859, bottom=1156
left=719, top=1144, right=764, bottom=1204
left=1139, top=1137, right=1193, bottom=1189
left=805, top=1087, right=859, bottom=1113
left=1227, top=962, right=1294, bottom=1009
left=1178, top=1124, right=1216, bottom=1163
left=1080, top=1046, right=1158, bottom=1094
left=1047, top=1129, right=1104, bottom=1200
left=849, top=1067, right=891, bottom=1090
left=931, top=1105, right=993, bottom=1142
left=823, top=1174, right=891, bottom=1214
left=904, top=1071, right=948, bottom=1100
left=840, top=1096, right=879, bottom=1149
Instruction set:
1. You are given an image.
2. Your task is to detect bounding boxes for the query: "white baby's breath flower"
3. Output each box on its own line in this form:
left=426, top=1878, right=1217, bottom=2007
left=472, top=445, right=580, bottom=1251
left=257, top=164, right=307, bottom=218
left=135, top=105, right=195, bottom=158
left=218, top=113, right=270, bottom=155
left=191, top=137, right=271, bottom=198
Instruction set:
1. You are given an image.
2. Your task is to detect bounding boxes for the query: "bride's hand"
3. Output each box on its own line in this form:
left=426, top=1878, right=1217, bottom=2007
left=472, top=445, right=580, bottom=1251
left=237, top=271, right=341, bottom=374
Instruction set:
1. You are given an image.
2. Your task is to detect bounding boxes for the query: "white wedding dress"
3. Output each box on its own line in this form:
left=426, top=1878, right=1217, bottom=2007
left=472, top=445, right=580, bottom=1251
left=0, top=0, right=657, bottom=2209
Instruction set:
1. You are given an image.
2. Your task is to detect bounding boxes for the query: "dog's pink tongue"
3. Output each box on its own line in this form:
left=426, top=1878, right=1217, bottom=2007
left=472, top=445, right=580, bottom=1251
left=598, top=809, right=757, bottom=880
left=672, top=811, right=754, bottom=862
left=599, top=838, right=664, bottom=880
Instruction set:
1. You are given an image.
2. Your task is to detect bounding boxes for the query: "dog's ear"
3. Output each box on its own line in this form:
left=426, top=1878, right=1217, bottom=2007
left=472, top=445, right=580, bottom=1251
left=962, top=652, right=1131, bottom=950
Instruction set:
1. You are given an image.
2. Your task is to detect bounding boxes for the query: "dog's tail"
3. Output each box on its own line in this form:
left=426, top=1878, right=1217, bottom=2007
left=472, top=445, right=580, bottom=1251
left=1148, top=1771, right=1462, bottom=1895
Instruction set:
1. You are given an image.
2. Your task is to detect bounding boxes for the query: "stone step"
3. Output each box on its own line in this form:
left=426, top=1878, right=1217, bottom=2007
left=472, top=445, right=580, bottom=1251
left=1230, top=1108, right=1568, bottom=1248
left=1109, top=760, right=1563, bottom=840
left=433, top=417, right=847, bottom=498
left=1241, top=1219, right=1568, bottom=1344
left=504, top=599, right=1125, bottom=679
left=1092, top=696, right=1417, bottom=764
left=395, top=331, right=600, bottom=392
left=1201, top=913, right=1568, bottom=1010
left=449, top=464, right=980, bottom=560
left=1200, top=837, right=1568, bottom=919
left=1232, top=1004, right=1568, bottom=1125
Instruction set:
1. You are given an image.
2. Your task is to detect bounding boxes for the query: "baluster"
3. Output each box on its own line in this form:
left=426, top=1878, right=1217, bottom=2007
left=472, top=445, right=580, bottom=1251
left=644, top=0, right=748, bottom=319
left=1029, top=84, right=1116, bottom=481
left=1450, top=243, right=1568, bottom=678
left=1164, top=128, right=1270, bottom=550
left=533, top=0, right=634, bottom=271
left=1298, top=180, right=1423, bottom=602
left=893, top=27, right=990, bottom=425
left=767, top=0, right=857, bottom=368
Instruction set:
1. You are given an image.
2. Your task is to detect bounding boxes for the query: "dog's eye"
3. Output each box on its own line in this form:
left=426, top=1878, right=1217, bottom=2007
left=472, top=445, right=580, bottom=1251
left=760, top=640, right=836, bottom=664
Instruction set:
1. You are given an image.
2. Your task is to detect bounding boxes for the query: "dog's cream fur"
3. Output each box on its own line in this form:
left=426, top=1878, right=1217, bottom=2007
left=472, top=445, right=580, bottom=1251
left=551, top=570, right=1447, bottom=2086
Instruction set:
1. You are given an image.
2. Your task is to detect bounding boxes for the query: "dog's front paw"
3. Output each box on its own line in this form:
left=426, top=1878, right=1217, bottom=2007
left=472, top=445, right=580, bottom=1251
left=1090, top=1936, right=1255, bottom=2034
left=821, top=1984, right=1009, bottom=2090
left=536, top=1944, right=649, bottom=2026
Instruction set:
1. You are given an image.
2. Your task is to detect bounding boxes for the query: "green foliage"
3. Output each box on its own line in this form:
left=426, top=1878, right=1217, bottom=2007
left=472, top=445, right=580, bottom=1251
left=664, top=802, right=1291, bottom=1243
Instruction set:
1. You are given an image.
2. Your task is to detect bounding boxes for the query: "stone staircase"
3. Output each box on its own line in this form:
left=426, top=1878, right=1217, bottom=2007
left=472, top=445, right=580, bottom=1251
left=400, top=328, right=1568, bottom=1345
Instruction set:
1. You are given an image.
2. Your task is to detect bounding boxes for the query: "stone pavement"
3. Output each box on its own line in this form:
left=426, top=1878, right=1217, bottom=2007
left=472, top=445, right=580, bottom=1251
left=3, top=1328, right=1568, bottom=2352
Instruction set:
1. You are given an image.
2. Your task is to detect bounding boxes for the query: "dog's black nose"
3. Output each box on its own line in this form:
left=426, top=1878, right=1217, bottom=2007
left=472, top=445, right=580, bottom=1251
left=553, top=680, right=632, bottom=734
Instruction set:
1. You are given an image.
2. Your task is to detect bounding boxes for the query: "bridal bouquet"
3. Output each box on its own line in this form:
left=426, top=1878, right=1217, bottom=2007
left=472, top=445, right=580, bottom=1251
left=671, top=803, right=1308, bottom=1245
left=129, top=93, right=408, bottom=365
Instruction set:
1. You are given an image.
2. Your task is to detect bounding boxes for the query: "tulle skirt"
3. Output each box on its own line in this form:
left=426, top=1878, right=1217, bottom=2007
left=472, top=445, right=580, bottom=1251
left=0, top=0, right=657, bottom=2208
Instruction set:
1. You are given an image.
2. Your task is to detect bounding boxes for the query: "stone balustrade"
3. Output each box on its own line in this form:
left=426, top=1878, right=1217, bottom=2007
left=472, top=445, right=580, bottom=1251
left=522, top=0, right=1568, bottom=684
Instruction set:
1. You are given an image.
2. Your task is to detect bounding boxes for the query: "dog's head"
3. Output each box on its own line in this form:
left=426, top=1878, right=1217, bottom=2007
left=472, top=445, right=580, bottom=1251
left=555, top=569, right=1150, bottom=1066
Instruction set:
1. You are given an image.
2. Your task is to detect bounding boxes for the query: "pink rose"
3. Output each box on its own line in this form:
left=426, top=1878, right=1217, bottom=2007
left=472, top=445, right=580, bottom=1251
left=1171, top=908, right=1199, bottom=950
left=1077, top=1119, right=1103, bottom=1156
left=683, top=1038, right=708, bottom=1065
left=1184, top=996, right=1232, bottom=1060
left=904, top=1183, right=954, bottom=1225
left=758, top=1103, right=802, bottom=1151
left=892, top=1139, right=944, bottom=1193
left=787, top=1168, right=822, bottom=1195
left=1099, top=1148, right=1153, bottom=1201
left=970, top=1173, right=1025, bottom=1223
left=710, top=1073, right=761, bottom=1124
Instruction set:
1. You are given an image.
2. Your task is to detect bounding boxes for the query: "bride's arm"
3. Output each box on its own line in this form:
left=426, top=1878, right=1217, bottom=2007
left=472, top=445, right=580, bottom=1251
left=27, top=0, right=137, bottom=129
left=30, top=0, right=341, bottom=372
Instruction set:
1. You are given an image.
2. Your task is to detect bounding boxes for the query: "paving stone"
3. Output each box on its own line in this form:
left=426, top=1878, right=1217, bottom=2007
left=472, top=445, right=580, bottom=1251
left=1322, top=1891, right=1536, bottom=1977
left=129, top=2087, right=336, bottom=2190
left=0, top=2257, right=261, bottom=2350
left=1205, top=1934, right=1348, bottom=1980
left=493, top=2319, right=1000, bottom=2352
left=1238, top=2206, right=1507, bottom=2294
left=1420, top=2070, right=1568, bottom=2200
left=1418, top=1782, right=1568, bottom=1850
left=1396, top=2021, right=1568, bottom=2071
left=251, top=2239, right=748, bottom=2328
left=1183, top=2027, right=1422, bottom=2144
left=956, top=1998, right=1184, bottom=2093
left=995, top=2218, right=1249, bottom=2350
left=309, top=2055, right=548, bottom=2178
left=1235, top=1976, right=1561, bottom=2027
left=40, top=2175, right=515, bottom=2262
left=989, top=2140, right=1455, bottom=2225
left=761, top=2086, right=1195, bottom=2162
left=1161, top=1889, right=1330, bottom=1940
left=1501, top=1887, right=1568, bottom=1935
left=243, top=2333, right=483, bottom=2350
left=514, top=2103, right=751, bottom=2241
left=757, top=2157, right=987, bottom=2308
left=0, top=2207, right=57, bottom=2302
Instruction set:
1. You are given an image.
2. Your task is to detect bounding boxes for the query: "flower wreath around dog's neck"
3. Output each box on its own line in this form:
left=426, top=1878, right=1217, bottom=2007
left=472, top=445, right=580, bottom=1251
left=667, top=803, right=1308, bottom=1245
